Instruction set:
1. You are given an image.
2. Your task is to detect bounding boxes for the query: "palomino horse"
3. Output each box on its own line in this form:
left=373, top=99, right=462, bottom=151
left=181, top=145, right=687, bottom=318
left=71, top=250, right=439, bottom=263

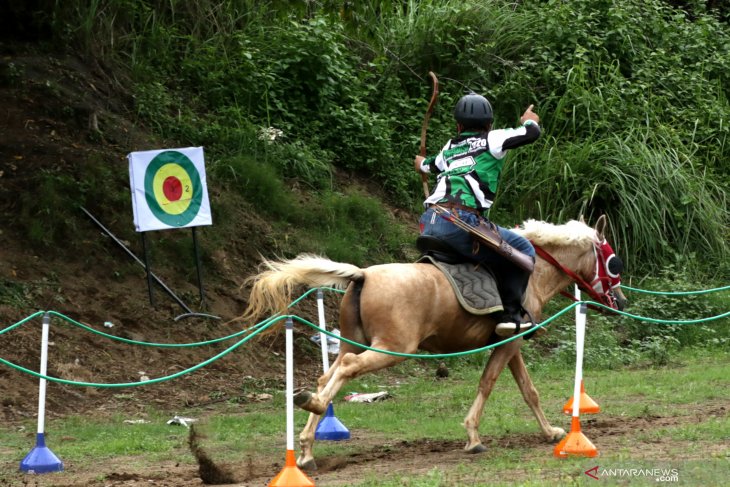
left=242, top=216, right=627, bottom=470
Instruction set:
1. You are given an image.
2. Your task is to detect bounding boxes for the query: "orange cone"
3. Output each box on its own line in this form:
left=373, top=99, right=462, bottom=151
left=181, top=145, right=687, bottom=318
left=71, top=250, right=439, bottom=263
left=268, top=449, right=315, bottom=487
left=554, top=417, right=598, bottom=458
left=563, top=380, right=600, bottom=415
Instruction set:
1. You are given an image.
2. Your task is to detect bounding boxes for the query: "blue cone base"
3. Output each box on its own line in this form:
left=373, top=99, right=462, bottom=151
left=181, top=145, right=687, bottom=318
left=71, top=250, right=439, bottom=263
left=20, top=433, right=64, bottom=474
left=315, top=403, right=350, bottom=441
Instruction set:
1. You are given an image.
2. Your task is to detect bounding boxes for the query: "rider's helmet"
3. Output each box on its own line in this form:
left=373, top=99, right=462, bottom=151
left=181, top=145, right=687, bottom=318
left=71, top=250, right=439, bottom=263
left=454, top=92, right=493, bottom=129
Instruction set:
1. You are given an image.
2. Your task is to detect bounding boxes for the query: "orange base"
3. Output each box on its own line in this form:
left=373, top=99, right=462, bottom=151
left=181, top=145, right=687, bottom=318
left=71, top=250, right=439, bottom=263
left=268, top=450, right=315, bottom=487
left=563, top=380, right=600, bottom=415
left=554, top=417, right=598, bottom=458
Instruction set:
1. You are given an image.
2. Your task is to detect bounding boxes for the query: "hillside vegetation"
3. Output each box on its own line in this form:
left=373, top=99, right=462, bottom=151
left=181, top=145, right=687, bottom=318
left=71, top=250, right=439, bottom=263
left=3, top=0, right=729, bottom=274
left=1, top=0, right=728, bottom=368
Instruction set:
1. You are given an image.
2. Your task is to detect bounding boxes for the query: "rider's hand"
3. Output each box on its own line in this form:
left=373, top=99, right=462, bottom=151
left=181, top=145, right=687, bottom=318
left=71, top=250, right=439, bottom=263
left=520, top=104, right=540, bottom=125
left=414, top=155, right=425, bottom=173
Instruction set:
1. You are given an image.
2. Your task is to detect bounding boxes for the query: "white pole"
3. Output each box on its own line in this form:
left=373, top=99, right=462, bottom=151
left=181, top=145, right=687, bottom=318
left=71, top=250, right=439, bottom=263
left=285, top=318, right=295, bottom=451
left=572, top=297, right=587, bottom=418
left=573, top=285, right=584, bottom=388
left=36, top=313, right=51, bottom=434
left=316, top=290, right=330, bottom=373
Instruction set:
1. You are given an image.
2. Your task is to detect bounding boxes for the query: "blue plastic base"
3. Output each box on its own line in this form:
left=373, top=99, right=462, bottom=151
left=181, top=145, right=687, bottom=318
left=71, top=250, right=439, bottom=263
left=315, top=403, right=351, bottom=441
left=20, top=433, right=64, bottom=474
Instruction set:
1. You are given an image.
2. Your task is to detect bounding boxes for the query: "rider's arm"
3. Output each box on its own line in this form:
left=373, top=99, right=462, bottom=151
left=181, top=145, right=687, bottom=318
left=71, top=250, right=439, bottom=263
left=487, top=121, right=540, bottom=159
left=415, top=140, right=451, bottom=174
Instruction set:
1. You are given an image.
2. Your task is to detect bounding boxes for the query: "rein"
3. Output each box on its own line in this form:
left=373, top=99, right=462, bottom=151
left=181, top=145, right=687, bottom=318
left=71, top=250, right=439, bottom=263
left=419, top=71, right=439, bottom=198
left=532, top=243, right=615, bottom=310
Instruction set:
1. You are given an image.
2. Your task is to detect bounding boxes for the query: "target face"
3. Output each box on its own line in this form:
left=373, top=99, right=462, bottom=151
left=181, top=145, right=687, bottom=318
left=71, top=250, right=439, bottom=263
left=129, top=147, right=211, bottom=232
left=144, top=151, right=203, bottom=226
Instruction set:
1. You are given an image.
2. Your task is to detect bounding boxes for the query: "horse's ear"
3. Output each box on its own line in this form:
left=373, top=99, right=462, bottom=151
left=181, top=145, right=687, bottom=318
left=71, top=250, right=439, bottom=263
left=595, top=214, right=607, bottom=240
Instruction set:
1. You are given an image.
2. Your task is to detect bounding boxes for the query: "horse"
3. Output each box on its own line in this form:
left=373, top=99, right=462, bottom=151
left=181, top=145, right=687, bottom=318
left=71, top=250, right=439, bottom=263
left=241, top=215, right=627, bottom=470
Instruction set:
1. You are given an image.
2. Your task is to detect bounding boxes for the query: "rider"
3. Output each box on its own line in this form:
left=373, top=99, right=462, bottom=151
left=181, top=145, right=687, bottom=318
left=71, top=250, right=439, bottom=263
left=415, top=92, right=541, bottom=336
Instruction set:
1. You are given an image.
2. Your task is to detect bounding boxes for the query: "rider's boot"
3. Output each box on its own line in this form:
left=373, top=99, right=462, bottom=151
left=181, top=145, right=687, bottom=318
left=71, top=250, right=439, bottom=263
left=493, top=267, right=536, bottom=337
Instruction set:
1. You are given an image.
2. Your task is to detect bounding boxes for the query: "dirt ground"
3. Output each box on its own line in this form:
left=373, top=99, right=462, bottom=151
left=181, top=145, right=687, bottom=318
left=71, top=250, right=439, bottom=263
left=0, top=400, right=726, bottom=486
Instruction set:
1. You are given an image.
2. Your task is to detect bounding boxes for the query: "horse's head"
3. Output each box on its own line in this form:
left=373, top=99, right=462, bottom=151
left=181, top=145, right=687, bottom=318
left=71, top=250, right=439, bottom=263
left=592, top=215, right=627, bottom=311
left=522, top=215, right=627, bottom=312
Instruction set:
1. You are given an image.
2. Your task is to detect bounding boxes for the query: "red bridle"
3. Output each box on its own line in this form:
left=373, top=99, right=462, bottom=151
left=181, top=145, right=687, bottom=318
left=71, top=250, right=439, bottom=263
left=533, top=239, right=622, bottom=310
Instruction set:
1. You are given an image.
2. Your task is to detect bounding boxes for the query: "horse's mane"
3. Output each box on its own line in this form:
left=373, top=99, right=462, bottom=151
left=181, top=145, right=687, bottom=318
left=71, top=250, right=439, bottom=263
left=514, top=219, right=596, bottom=248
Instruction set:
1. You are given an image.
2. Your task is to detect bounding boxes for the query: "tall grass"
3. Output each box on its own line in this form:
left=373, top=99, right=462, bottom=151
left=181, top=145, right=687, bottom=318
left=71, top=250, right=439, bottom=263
left=26, top=0, right=729, bottom=275
left=499, top=128, right=728, bottom=272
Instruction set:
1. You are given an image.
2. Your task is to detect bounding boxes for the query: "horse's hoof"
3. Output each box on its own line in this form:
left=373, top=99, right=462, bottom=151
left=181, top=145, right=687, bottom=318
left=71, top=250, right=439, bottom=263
left=549, top=427, right=566, bottom=442
left=293, top=389, right=312, bottom=408
left=297, top=458, right=317, bottom=471
left=466, top=443, right=488, bottom=454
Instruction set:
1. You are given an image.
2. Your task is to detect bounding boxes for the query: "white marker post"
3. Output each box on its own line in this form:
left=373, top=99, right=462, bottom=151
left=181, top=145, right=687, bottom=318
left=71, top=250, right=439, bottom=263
left=314, top=290, right=350, bottom=441
left=317, top=290, right=330, bottom=373
left=268, top=318, right=314, bottom=486
left=20, top=313, right=63, bottom=473
left=554, top=289, right=598, bottom=457
left=562, top=285, right=600, bottom=415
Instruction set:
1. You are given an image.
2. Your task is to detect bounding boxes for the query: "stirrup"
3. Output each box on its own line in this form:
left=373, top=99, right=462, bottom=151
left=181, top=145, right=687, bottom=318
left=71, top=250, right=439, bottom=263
left=495, top=321, right=534, bottom=337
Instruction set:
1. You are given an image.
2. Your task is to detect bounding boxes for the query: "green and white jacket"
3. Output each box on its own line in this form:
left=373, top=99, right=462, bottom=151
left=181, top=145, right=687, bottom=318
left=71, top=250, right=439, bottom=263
left=419, top=120, right=540, bottom=214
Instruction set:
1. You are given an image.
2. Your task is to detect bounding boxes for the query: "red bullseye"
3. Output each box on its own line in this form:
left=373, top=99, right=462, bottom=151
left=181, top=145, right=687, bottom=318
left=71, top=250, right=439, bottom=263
left=163, top=176, right=183, bottom=202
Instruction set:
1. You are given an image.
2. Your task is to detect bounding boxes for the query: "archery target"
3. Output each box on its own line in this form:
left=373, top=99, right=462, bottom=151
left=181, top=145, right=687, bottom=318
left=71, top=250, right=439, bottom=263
left=129, top=147, right=212, bottom=232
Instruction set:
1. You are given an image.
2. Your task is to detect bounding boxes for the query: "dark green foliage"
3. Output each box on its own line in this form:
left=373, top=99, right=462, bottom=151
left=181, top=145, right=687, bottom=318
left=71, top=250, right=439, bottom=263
left=27, top=0, right=730, bottom=276
left=210, top=156, right=296, bottom=221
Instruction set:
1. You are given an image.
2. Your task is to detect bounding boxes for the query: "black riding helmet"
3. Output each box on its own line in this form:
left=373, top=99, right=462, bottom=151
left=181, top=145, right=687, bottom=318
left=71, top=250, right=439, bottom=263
left=454, top=92, right=493, bottom=129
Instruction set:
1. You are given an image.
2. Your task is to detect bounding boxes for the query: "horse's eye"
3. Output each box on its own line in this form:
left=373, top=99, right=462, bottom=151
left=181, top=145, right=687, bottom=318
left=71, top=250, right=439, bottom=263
left=606, top=255, right=623, bottom=277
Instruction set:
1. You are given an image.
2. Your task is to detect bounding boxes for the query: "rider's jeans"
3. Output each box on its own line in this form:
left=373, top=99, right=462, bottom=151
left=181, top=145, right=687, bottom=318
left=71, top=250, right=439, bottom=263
left=419, top=207, right=534, bottom=322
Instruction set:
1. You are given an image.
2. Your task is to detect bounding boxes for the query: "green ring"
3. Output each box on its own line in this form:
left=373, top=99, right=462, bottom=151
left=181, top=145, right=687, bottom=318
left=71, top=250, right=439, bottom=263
left=144, top=151, right=203, bottom=227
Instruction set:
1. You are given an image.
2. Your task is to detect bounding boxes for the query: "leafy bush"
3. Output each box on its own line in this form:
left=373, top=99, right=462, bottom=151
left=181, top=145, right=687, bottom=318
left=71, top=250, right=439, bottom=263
left=33, top=0, right=730, bottom=278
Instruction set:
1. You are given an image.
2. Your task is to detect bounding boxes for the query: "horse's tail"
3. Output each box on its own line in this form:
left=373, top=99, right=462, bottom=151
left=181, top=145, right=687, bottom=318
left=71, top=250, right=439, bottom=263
left=241, top=253, right=364, bottom=326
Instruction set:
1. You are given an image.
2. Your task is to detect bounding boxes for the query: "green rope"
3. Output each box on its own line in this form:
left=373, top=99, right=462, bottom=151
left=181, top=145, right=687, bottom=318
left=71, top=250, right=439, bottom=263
left=622, top=283, right=730, bottom=295
left=0, top=318, right=278, bottom=387
left=47, top=310, right=272, bottom=347
left=1, top=286, right=346, bottom=347
left=582, top=301, right=730, bottom=324
left=294, top=298, right=730, bottom=359
left=288, top=304, right=574, bottom=358
left=0, top=310, right=45, bottom=336
left=1, top=286, right=726, bottom=387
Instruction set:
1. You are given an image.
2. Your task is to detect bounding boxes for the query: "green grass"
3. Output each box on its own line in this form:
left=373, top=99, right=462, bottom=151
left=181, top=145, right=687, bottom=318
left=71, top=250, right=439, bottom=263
left=1, top=349, right=726, bottom=485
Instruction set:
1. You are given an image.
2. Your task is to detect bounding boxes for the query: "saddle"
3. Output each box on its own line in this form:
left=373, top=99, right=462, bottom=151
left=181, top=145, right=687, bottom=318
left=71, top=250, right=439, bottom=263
left=416, top=236, right=502, bottom=315
left=417, top=236, right=541, bottom=339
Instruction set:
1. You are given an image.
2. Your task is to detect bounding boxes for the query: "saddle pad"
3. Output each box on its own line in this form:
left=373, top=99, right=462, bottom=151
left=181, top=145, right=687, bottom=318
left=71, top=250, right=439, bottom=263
left=417, top=255, right=503, bottom=315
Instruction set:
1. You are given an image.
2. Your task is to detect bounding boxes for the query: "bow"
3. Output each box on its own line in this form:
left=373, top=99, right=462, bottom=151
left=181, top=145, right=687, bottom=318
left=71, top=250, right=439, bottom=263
left=419, top=71, right=439, bottom=198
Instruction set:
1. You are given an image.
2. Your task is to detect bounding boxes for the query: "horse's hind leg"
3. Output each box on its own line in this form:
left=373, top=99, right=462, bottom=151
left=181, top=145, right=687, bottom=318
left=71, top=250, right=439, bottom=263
left=296, top=355, right=343, bottom=470
left=297, top=412, right=321, bottom=470
left=295, top=347, right=407, bottom=415
left=507, top=351, right=565, bottom=442
left=463, top=341, right=521, bottom=453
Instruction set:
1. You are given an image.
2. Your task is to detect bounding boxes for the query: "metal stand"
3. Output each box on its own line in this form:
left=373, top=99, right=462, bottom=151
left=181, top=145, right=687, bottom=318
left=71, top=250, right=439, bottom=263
left=192, top=226, right=205, bottom=306
left=141, top=232, right=155, bottom=308
left=81, top=207, right=218, bottom=321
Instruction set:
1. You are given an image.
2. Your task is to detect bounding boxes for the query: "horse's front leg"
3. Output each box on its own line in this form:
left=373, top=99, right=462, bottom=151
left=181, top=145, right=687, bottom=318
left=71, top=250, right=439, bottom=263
left=463, top=340, right=521, bottom=453
left=508, top=351, right=565, bottom=442
left=295, top=347, right=407, bottom=414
